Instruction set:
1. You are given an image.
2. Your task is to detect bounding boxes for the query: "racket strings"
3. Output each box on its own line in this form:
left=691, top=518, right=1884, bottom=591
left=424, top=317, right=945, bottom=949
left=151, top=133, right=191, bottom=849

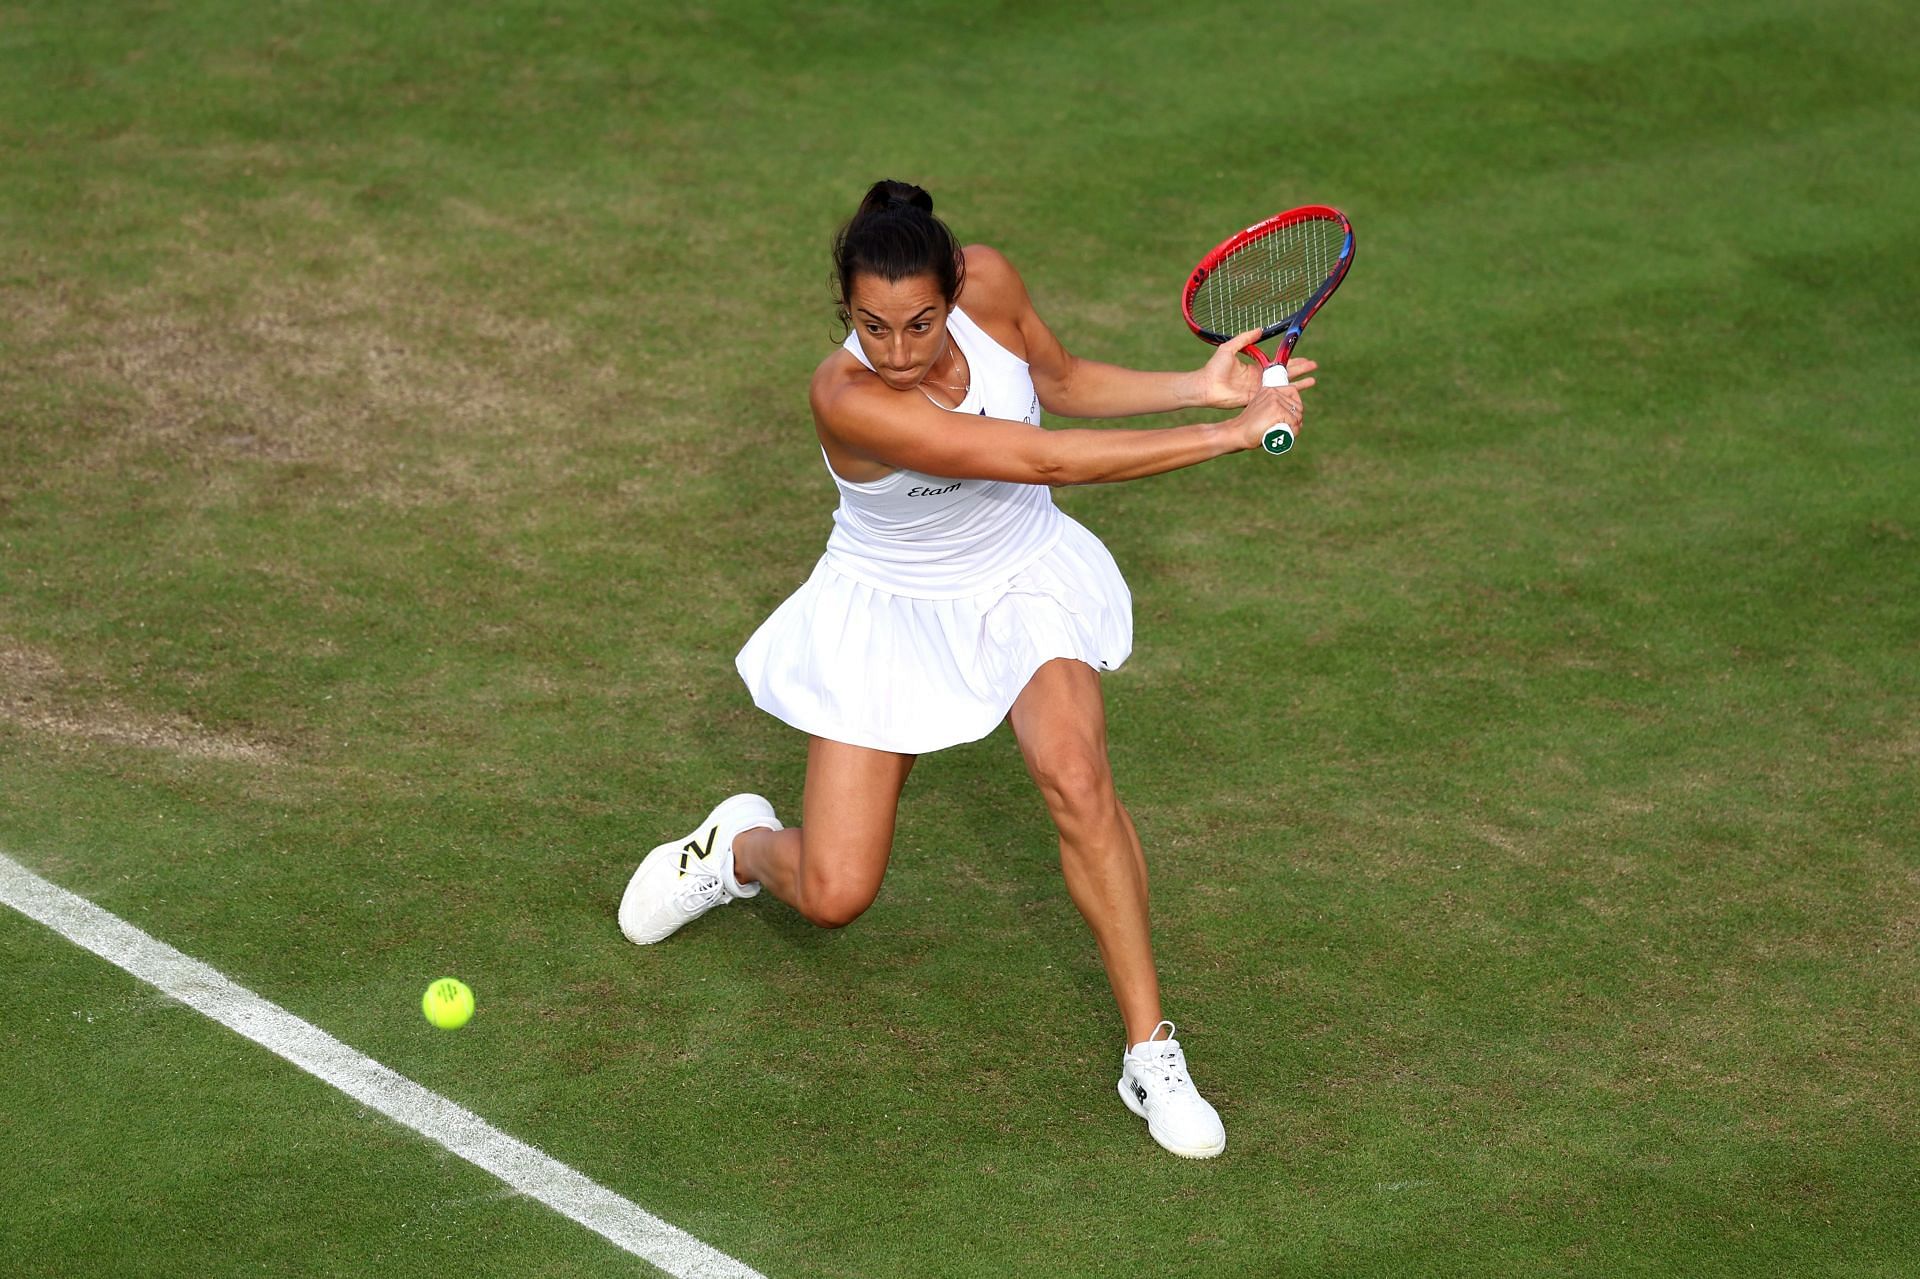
left=1191, top=219, right=1348, bottom=338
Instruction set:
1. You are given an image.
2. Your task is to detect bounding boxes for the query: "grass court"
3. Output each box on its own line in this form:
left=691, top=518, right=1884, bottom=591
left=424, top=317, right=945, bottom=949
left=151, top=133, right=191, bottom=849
left=2, top=0, right=1916, bottom=1274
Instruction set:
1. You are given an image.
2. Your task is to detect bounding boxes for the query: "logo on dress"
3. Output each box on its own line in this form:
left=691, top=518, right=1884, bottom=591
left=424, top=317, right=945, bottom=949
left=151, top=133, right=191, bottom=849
left=908, top=482, right=962, bottom=498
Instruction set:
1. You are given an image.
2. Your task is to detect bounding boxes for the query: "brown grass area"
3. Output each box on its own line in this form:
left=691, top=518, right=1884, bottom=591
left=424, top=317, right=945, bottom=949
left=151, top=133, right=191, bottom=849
left=0, top=637, right=279, bottom=764
left=3, top=241, right=634, bottom=509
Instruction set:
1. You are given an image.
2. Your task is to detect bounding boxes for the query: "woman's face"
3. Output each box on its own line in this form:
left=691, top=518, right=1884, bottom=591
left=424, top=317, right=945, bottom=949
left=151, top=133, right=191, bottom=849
left=847, top=271, right=953, bottom=392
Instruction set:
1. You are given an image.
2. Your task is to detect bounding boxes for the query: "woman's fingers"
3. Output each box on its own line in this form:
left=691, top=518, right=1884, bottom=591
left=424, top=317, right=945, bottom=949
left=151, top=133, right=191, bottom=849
left=1222, top=327, right=1265, bottom=355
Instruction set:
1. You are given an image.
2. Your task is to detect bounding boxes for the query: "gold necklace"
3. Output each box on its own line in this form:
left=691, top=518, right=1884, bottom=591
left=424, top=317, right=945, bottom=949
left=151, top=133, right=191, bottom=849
left=923, top=344, right=970, bottom=395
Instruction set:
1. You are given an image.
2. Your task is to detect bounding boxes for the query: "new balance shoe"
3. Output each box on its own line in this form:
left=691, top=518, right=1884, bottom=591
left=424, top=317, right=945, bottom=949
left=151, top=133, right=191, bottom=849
left=1117, top=1021, right=1227, bottom=1159
left=618, top=794, right=780, bottom=945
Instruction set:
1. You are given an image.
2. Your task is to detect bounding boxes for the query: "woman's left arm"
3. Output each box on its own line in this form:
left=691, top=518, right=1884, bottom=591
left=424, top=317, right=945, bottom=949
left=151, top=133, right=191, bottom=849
left=977, top=246, right=1313, bottom=418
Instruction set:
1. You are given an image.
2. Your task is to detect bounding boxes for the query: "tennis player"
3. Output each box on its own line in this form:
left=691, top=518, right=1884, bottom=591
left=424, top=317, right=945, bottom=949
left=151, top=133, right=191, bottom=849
left=620, top=180, right=1313, bottom=1159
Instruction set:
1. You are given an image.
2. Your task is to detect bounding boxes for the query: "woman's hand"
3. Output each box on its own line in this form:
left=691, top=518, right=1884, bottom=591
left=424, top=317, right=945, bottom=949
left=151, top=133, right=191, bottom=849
left=1190, top=328, right=1320, bottom=409
left=1226, top=375, right=1314, bottom=452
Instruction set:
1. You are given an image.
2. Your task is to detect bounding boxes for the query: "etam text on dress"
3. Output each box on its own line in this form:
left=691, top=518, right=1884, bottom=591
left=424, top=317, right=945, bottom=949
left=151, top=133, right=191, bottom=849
left=908, top=482, right=962, bottom=497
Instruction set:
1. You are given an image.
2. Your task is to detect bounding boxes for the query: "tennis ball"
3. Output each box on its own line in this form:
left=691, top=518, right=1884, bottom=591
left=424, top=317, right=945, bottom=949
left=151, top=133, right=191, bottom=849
left=421, top=977, right=475, bottom=1030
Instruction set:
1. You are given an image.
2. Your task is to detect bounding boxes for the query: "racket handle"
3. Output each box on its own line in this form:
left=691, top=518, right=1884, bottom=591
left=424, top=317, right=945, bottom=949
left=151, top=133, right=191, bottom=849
left=1260, top=361, right=1294, bottom=454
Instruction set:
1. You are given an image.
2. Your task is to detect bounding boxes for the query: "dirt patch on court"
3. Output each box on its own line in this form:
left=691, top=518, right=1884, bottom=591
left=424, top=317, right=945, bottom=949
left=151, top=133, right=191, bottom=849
left=6, top=245, right=630, bottom=510
left=0, top=638, right=279, bottom=765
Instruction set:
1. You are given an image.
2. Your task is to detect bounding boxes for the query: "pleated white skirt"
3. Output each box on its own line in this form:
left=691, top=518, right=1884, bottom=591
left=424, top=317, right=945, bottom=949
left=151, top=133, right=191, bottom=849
left=735, top=514, right=1133, bottom=755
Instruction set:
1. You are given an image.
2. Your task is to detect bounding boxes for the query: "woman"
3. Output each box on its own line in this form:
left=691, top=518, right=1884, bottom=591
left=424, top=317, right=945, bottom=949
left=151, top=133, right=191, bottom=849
left=619, top=180, right=1313, bottom=1159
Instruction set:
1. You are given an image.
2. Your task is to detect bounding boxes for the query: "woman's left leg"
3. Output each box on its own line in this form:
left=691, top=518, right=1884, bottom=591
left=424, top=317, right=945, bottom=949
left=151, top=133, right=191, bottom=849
left=1006, top=657, right=1161, bottom=1046
left=1010, top=656, right=1227, bottom=1158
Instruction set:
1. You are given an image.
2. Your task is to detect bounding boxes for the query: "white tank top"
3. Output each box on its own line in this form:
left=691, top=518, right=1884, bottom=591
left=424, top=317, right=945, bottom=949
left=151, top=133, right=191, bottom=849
left=822, top=306, right=1064, bottom=598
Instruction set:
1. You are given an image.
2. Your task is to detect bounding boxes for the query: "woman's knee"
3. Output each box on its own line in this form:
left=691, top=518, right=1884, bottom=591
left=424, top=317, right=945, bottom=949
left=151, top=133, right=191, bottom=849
left=798, top=876, right=880, bottom=929
left=796, top=841, right=887, bottom=929
left=1029, top=751, right=1116, bottom=823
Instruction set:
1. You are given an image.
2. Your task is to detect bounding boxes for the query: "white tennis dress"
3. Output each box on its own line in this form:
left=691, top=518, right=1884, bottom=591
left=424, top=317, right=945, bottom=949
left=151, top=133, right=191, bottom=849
left=734, top=306, right=1133, bottom=755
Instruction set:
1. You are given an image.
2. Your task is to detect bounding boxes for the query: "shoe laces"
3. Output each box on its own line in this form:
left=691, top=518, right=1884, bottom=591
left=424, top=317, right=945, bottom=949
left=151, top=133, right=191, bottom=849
left=1129, top=1021, right=1195, bottom=1093
left=672, top=871, right=725, bottom=915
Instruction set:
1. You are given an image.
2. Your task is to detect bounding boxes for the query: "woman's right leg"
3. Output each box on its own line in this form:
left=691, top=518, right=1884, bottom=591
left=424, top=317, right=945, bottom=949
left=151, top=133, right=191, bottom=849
left=732, top=736, right=915, bottom=929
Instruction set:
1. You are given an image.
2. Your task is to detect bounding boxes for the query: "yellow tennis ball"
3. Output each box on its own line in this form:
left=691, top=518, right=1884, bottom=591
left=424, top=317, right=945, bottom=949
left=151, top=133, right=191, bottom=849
left=421, top=977, right=474, bottom=1030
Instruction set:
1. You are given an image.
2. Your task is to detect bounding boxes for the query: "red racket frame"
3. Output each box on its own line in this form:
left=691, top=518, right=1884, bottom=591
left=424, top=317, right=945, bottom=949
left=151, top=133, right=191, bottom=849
left=1182, top=204, right=1354, bottom=368
left=1182, top=204, right=1353, bottom=454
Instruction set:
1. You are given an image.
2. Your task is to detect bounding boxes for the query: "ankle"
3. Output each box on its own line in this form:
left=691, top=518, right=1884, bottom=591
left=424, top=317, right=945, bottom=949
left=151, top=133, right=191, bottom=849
left=1126, top=1018, right=1175, bottom=1053
left=729, top=826, right=769, bottom=888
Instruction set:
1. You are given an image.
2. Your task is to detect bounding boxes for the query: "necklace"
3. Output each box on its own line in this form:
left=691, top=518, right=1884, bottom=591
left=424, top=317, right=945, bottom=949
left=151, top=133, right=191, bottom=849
left=922, top=344, right=970, bottom=397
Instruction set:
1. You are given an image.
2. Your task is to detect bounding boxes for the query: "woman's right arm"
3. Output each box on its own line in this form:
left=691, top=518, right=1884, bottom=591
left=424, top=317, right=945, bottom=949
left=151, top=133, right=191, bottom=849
left=811, top=362, right=1310, bottom=487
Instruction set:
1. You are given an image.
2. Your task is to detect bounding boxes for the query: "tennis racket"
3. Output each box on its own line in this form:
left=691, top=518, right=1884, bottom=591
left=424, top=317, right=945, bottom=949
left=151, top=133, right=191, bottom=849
left=1183, top=205, right=1355, bottom=454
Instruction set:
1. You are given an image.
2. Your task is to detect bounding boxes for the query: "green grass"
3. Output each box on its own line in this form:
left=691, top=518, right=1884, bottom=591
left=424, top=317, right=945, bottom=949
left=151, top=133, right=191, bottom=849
left=3, top=0, right=1917, bottom=1275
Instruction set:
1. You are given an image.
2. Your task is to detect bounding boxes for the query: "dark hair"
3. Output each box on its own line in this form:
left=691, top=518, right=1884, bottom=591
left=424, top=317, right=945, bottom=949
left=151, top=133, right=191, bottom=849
left=832, top=180, right=965, bottom=332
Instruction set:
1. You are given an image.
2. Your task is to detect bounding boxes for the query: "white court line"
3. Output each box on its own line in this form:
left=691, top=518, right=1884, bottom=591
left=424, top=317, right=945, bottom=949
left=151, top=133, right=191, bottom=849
left=0, top=850, right=767, bottom=1279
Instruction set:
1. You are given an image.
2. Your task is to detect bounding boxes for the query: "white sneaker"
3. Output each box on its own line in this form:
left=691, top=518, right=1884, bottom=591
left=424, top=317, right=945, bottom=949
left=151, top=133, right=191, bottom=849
left=618, top=794, right=780, bottom=945
left=1117, top=1021, right=1226, bottom=1158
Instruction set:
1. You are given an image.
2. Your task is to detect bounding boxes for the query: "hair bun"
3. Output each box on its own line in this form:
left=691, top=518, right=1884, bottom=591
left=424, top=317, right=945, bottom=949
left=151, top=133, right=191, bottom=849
left=858, top=179, right=934, bottom=217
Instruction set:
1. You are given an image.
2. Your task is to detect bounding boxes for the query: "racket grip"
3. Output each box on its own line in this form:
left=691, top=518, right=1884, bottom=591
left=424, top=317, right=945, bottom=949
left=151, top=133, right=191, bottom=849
left=1260, top=360, right=1294, bottom=453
